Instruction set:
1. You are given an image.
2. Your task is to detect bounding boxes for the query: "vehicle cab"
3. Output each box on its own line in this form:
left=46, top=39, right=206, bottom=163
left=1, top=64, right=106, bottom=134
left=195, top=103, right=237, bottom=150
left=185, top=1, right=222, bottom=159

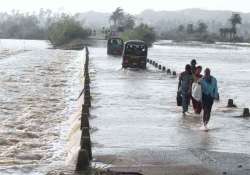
left=122, top=40, right=148, bottom=69
left=107, top=37, right=124, bottom=56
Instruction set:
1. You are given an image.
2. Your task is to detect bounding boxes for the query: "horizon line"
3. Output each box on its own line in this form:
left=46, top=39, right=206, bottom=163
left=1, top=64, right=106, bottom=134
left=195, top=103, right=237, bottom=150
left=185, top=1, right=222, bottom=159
left=0, top=7, right=249, bottom=15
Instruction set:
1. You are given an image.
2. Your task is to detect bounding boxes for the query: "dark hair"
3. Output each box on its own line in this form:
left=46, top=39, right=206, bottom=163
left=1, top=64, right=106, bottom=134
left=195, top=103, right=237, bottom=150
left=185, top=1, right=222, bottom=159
left=204, top=68, right=211, bottom=75
left=191, top=59, right=197, bottom=65
left=185, top=64, right=191, bottom=71
left=196, top=65, right=202, bottom=70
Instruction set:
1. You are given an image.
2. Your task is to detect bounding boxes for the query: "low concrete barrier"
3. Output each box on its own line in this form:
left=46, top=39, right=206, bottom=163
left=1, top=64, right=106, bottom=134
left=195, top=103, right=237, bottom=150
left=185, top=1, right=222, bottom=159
left=158, top=65, right=162, bottom=70
left=80, top=136, right=92, bottom=160
left=167, top=69, right=171, bottom=74
left=76, top=149, right=90, bottom=171
left=147, top=58, right=180, bottom=77
left=243, top=108, right=250, bottom=117
left=227, top=99, right=237, bottom=108
left=76, top=46, right=92, bottom=172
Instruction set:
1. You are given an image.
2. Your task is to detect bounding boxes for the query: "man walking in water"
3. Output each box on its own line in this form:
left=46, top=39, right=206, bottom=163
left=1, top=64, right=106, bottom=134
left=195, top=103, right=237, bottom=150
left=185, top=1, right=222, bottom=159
left=178, top=64, right=193, bottom=116
left=200, top=68, right=219, bottom=130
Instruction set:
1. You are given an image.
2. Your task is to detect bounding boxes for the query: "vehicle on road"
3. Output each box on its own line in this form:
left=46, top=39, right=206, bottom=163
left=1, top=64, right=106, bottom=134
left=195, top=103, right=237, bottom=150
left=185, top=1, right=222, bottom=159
left=122, top=40, right=148, bottom=69
left=107, top=37, right=124, bottom=55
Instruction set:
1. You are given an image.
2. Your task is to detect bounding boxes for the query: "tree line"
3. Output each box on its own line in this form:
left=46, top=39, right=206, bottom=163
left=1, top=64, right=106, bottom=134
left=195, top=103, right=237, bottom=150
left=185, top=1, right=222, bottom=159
left=0, top=9, right=246, bottom=44
left=161, top=13, right=244, bottom=43
left=0, top=10, right=50, bottom=39
left=219, top=13, right=242, bottom=41
left=0, top=9, right=91, bottom=46
left=108, top=7, right=156, bottom=46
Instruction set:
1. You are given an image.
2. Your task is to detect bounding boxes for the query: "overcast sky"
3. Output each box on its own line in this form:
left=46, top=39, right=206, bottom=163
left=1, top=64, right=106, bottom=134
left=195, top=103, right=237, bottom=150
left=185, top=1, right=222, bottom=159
left=1, top=0, right=250, bottom=14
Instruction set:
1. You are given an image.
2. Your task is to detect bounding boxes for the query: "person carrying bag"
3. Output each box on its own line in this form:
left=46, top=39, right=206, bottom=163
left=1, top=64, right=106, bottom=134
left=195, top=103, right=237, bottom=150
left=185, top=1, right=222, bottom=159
left=191, top=66, right=203, bottom=114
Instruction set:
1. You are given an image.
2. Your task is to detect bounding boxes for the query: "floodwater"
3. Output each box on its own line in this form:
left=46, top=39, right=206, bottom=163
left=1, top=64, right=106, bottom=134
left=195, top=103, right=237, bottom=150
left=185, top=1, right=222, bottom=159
left=0, top=39, right=84, bottom=175
left=90, top=40, right=250, bottom=159
left=1, top=39, right=250, bottom=174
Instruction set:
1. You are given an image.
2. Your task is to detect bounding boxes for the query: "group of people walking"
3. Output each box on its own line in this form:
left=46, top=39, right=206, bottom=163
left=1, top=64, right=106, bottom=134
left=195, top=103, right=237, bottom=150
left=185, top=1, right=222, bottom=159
left=178, top=59, right=219, bottom=130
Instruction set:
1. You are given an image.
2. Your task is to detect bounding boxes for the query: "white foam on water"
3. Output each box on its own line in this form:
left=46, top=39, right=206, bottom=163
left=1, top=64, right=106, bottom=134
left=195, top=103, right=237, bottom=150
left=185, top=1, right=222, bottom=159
left=65, top=99, right=83, bottom=166
left=0, top=39, right=84, bottom=174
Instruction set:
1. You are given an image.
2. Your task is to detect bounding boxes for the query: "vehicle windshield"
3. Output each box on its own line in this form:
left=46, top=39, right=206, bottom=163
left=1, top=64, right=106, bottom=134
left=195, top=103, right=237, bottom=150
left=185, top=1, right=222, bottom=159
left=125, top=43, right=147, bottom=56
left=110, top=39, right=123, bottom=46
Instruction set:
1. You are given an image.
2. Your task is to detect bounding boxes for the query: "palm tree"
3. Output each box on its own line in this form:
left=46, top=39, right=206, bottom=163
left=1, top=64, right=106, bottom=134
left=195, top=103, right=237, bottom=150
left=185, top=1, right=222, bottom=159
left=177, top=25, right=185, bottom=32
left=122, top=14, right=135, bottom=30
left=109, top=7, right=124, bottom=26
left=223, top=28, right=232, bottom=40
left=187, top=24, right=194, bottom=34
left=219, top=28, right=225, bottom=37
left=197, top=22, right=208, bottom=34
left=219, top=28, right=231, bottom=40
left=229, top=13, right=242, bottom=38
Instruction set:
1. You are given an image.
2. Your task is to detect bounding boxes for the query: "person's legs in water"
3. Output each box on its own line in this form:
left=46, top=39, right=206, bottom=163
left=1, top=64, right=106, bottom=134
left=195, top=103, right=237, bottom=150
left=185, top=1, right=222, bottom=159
left=192, top=96, right=202, bottom=114
left=192, top=96, right=197, bottom=113
left=205, top=98, right=214, bottom=125
left=187, top=95, right=191, bottom=106
left=192, top=97, right=199, bottom=114
left=182, top=93, right=189, bottom=115
left=196, top=101, right=202, bottom=114
left=202, top=94, right=214, bottom=127
left=203, top=104, right=209, bottom=125
left=202, top=94, right=209, bottom=126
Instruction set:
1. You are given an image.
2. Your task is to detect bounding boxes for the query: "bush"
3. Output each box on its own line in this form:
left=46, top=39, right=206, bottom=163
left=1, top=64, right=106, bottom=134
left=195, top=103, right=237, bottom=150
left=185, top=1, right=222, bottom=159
left=48, top=16, right=89, bottom=46
left=121, top=23, right=156, bottom=46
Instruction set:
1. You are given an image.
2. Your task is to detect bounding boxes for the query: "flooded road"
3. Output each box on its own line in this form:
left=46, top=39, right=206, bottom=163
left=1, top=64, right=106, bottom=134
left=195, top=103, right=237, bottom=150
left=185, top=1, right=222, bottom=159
left=90, top=41, right=250, bottom=160
left=1, top=39, right=250, bottom=174
left=0, top=39, right=84, bottom=175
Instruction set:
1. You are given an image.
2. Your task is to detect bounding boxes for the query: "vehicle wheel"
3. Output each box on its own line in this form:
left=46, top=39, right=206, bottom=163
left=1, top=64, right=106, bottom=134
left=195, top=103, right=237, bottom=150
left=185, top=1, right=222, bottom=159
left=107, top=49, right=111, bottom=55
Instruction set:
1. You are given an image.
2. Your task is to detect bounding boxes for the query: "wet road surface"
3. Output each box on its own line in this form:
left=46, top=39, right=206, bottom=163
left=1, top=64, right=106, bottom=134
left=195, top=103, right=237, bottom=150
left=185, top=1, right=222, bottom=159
left=89, top=41, right=250, bottom=174
left=1, top=39, right=250, bottom=174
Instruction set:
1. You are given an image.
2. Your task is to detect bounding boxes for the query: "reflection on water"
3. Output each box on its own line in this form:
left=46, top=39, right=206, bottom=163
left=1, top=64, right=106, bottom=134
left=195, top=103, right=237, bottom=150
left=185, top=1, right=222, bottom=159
left=0, top=39, right=83, bottom=175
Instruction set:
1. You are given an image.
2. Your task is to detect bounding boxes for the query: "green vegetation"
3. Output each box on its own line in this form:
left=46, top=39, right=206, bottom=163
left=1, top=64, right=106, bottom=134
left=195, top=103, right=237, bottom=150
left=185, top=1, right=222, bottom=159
left=109, top=7, right=125, bottom=27
left=1, top=9, right=247, bottom=45
left=162, top=21, right=213, bottom=43
left=121, top=23, right=156, bottom=46
left=48, top=16, right=90, bottom=46
left=109, top=7, right=156, bottom=46
left=0, top=9, right=91, bottom=47
left=0, top=10, right=49, bottom=39
left=162, top=13, right=244, bottom=43
left=219, top=13, right=242, bottom=41
left=109, top=7, right=135, bottom=32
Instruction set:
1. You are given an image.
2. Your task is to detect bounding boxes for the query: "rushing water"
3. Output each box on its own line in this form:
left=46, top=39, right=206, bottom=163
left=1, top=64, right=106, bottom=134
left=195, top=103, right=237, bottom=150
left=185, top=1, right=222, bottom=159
left=1, top=39, right=250, bottom=174
left=0, top=39, right=84, bottom=175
